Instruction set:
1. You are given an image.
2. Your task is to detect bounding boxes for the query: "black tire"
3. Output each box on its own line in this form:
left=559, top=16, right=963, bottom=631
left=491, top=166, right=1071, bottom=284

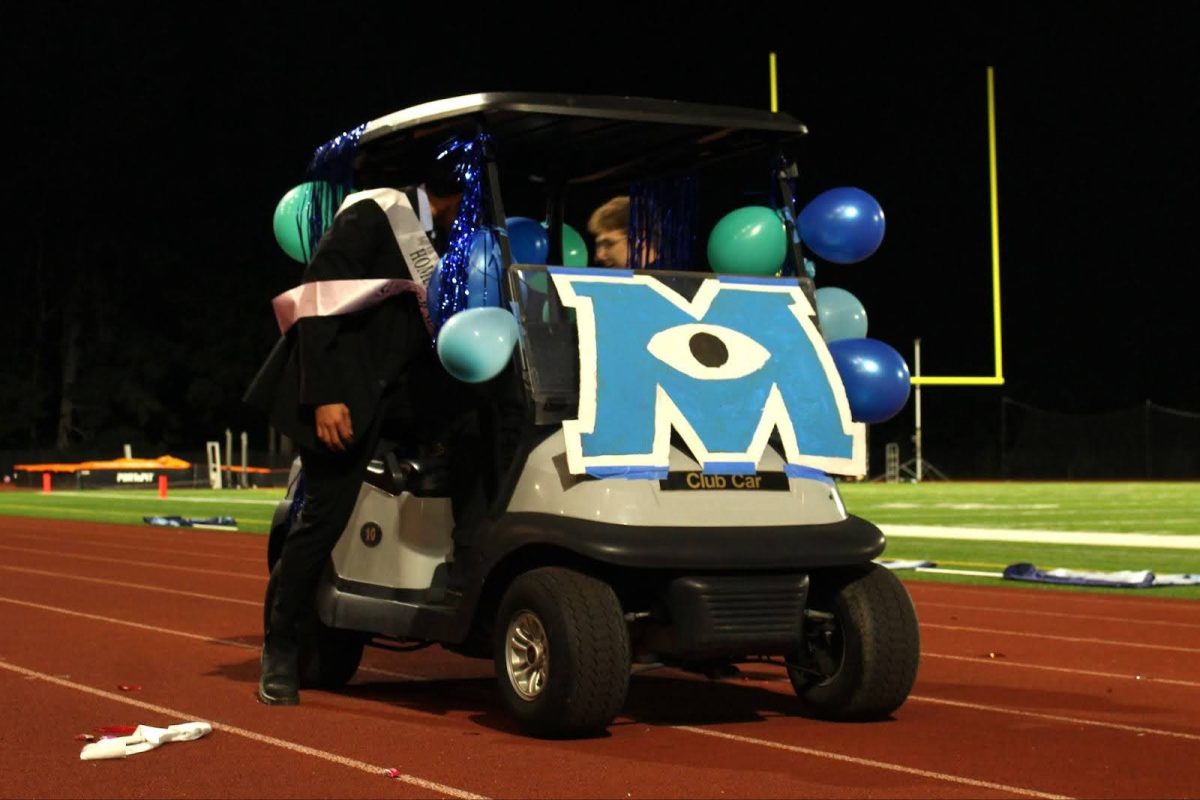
left=493, top=567, right=630, bottom=738
left=264, top=564, right=365, bottom=690
left=788, top=563, right=920, bottom=721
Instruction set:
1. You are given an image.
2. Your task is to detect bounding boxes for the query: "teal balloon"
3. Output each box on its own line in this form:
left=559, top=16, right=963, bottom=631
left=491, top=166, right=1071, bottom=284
left=561, top=223, right=588, bottom=266
left=272, top=183, right=316, bottom=263
left=815, top=286, right=869, bottom=342
left=437, top=307, right=519, bottom=384
left=538, top=221, right=589, bottom=268
left=706, top=206, right=787, bottom=275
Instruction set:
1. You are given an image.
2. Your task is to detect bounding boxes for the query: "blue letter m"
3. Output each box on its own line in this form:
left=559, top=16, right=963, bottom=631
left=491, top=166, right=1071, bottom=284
left=553, top=272, right=865, bottom=478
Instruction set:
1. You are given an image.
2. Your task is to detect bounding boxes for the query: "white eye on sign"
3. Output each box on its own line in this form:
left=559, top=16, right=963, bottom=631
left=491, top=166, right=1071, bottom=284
left=646, top=323, right=771, bottom=381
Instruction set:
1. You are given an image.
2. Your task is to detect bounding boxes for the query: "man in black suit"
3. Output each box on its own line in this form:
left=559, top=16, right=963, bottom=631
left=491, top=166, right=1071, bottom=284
left=245, top=160, right=467, bottom=706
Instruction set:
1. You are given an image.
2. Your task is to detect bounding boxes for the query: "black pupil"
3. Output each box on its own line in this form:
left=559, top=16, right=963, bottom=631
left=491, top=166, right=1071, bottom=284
left=689, top=332, right=729, bottom=368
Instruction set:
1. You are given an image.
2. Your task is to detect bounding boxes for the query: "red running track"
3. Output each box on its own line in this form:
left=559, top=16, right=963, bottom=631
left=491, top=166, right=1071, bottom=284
left=1, top=516, right=1197, bottom=799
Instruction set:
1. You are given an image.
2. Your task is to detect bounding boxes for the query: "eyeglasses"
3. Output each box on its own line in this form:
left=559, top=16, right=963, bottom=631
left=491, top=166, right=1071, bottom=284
left=595, top=235, right=626, bottom=251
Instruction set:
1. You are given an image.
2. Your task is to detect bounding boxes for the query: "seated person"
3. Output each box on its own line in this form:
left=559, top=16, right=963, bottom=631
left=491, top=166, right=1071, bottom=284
left=587, top=195, right=661, bottom=268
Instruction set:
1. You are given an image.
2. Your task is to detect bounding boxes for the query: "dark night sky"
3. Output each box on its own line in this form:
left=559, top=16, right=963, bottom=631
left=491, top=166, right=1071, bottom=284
left=5, top=3, right=1197, bottom=464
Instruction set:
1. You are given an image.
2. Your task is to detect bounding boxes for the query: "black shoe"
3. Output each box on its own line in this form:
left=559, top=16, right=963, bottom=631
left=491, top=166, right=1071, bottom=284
left=258, top=637, right=300, bottom=706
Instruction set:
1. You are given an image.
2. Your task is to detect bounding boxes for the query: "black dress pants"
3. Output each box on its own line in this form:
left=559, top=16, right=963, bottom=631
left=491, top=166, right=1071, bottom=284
left=266, top=401, right=388, bottom=640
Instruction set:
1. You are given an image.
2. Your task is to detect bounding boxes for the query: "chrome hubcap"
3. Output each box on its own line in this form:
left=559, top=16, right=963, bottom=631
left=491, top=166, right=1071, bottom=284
left=506, top=611, right=548, bottom=701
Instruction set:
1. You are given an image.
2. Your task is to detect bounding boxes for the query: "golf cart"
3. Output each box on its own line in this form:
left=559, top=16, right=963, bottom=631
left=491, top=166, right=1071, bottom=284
left=266, top=93, right=920, bottom=737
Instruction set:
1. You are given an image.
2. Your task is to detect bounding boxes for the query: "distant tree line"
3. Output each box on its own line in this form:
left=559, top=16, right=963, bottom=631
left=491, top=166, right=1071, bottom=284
left=2, top=216, right=285, bottom=454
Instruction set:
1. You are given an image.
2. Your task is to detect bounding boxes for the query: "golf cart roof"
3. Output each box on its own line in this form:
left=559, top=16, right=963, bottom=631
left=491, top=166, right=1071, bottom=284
left=353, top=92, right=808, bottom=189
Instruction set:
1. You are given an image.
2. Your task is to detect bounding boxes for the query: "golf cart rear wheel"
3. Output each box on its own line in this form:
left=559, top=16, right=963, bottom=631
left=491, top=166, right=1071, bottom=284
left=264, top=565, right=364, bottom=690
left=494, top=567, right=630, bottom=738
left=788, top=563, right=920, bottom=720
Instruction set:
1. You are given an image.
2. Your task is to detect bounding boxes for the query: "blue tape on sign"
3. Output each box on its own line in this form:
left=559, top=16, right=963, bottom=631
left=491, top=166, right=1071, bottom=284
left=784, top=464, right=834, bottom=484
left=717, top=274, right=794, bottom=286
left=548, top=266, right=633, bottom=277
left=585, top=466, right=670, bottom=480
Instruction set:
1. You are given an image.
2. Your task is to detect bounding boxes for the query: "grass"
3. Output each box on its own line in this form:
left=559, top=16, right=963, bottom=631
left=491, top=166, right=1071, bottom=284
left=0, top=487, right=280, bottom=533
left=1, top=481, right=1197, bottom=597
left=839, top=481, right=1200, bottom=598
left=837, top=481, right=1200, bottom=535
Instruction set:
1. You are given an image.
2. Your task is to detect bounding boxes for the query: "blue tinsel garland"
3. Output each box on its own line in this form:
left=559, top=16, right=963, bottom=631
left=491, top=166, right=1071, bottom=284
left=430, top=132, right=491, bottom=332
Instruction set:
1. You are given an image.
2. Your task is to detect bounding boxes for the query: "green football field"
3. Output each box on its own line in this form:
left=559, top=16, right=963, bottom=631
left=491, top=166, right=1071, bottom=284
left=2, top=481, right=1197, bottom=597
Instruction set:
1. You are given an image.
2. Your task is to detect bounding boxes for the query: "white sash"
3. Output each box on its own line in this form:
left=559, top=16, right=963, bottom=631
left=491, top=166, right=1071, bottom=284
left=271, top=188, right=439, bottom=335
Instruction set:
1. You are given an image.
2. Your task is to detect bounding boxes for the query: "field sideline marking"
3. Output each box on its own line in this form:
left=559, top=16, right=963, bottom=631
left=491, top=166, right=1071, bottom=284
left=674, top=726, right=1068, bottom=799
left=28, top=491, right=280, bottom=506
left=882, top=524, right=1200, bottom=549
left=0, top=660, right=484, bottom=799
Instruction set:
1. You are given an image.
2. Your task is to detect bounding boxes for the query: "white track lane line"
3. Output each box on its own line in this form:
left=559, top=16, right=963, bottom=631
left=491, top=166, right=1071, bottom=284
left=0, top=595, right=425, bottom=682
left=922, top=623, right=1200, bottom=653
left=0, top=595, right=1075, bottom=800
left=0, top=530, right=262, bottom=563
left=6, top=593, right=1190, bottom=796
left=673, top=726, right=1072, bottom=800
left=922, top=652, right=1200, bottom=689
left=908, top=695, right=1200, bottom=742
left=916, top=600, right=1200, bottom=630
left=0, top=565, right=261, bottom=606
left=0, top=660, right=483, bottom=800
left=0, top=544, right=261, bottom=580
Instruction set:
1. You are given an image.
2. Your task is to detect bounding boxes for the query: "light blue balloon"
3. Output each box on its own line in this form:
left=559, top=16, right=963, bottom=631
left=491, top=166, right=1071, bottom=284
left=437, top=307, right=519, bottom=384
left=815, top=286, right=869, bottom=342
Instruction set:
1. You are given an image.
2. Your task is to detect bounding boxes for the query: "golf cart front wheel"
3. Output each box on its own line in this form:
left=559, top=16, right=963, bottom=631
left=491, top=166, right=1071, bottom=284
left=788, top=563, right=920, bottom=720
left=494, top=567, right=630, bottom=738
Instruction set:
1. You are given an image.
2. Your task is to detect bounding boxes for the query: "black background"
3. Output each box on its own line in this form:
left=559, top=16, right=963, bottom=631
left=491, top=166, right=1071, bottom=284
left=4, top=3, right=1196, bottom=473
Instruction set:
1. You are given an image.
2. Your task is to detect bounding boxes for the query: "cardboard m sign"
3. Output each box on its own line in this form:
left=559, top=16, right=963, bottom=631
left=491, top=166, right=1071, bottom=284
left=551, top=270, right=865, bottom=478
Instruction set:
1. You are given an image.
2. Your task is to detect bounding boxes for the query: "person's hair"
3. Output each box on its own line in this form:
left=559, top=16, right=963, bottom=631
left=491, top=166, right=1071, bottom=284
left=587, top=196, right=629, bottom=236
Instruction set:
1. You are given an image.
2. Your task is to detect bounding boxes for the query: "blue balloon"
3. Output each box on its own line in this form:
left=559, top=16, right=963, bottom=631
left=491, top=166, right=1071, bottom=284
left=506, top=216, right=549, bottom=265
left=426, top=264, right=443, bottom=317
left=815, top=286, right=869, bottom=342
left=798, top=187, right=886, bottom=264
left=828, top=338, right=911, bottom=424
left=427, top=229, right=505, bottom=321
left=437, top=307, right=519, bottom=384
left=466, top=229, right=504, bottom=308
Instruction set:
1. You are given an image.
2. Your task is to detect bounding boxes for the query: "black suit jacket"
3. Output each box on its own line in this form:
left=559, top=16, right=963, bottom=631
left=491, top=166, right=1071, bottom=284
left=243, top=191, right=434, bottom=452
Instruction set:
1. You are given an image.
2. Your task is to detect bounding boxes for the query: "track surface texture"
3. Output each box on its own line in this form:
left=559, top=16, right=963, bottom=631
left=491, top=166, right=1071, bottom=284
left=1, top=516, right=1197, bottom=799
